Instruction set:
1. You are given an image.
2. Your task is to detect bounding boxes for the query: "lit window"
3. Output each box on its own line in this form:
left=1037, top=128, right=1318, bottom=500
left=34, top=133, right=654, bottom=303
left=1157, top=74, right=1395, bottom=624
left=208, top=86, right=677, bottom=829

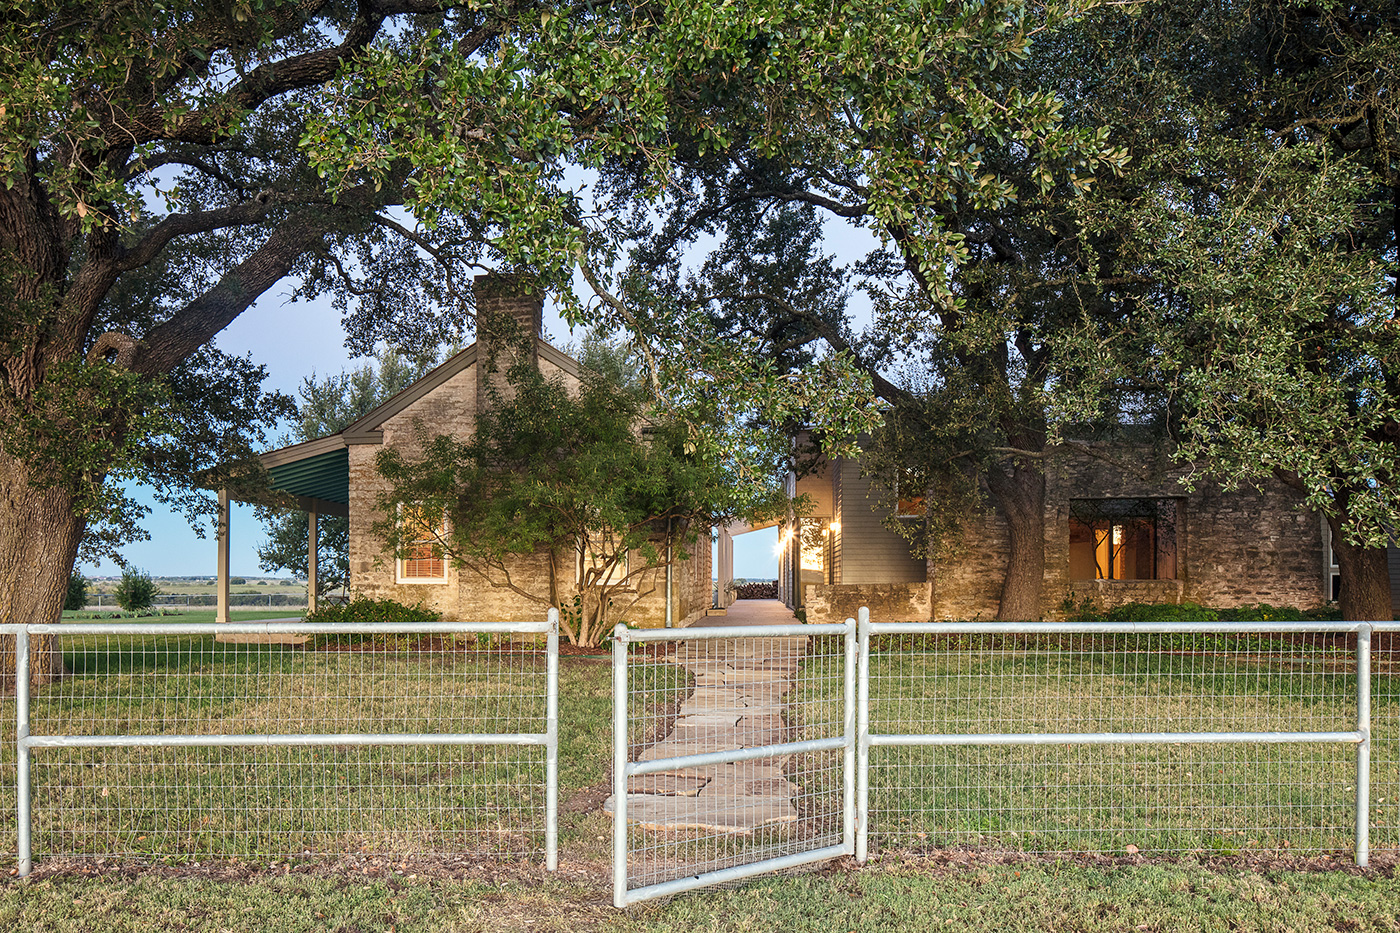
left=799, top=517, right=828, bottom=585
left=398, top=504, right=446, bottom=582
left=894, top=470, right=925, bottom=519
left=1069, top=498, right=1179, bottom=581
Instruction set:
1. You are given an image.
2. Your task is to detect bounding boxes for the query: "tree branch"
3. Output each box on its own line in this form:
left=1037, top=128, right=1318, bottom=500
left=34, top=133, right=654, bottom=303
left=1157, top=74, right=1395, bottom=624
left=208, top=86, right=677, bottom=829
left=130, top=182, right=392, bottom=376
left=701, top=288, right=913, bottom=404
left=116, top=191, right=296, bottom=273
left=575, top=253, right=665, bottom=398
left=144, top=4, right=388, bottom=146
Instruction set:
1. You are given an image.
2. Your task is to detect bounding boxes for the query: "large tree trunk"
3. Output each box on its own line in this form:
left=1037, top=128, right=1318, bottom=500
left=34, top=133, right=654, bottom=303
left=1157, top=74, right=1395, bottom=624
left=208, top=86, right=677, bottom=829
left=986, top=461, right=1046, bottom=621
left=1327, top=515, right=1393, bottom=623
left=0, top=448, right=80, bottom=686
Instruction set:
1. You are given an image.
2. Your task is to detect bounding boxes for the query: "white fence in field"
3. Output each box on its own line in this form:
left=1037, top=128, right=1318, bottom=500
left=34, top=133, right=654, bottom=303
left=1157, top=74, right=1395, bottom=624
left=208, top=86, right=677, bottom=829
left=6, top=608, right=1397, bottom=906
left=610, top=610, right=1396, bottom=907
left=3, top=613, right=558, bottom=876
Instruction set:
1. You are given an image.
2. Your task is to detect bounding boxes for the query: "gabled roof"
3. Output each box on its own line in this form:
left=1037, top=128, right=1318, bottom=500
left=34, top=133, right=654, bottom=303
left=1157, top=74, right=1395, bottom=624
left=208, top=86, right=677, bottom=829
left=341, top=340, right=581, bottom=443
left=253, top=338, right=581, bottom=510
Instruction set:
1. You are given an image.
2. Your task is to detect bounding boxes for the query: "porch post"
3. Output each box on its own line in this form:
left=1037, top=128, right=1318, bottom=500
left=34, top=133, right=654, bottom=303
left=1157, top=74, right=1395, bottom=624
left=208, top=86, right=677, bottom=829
left=307, top=509, right=318, bottom=615
left=719, top=525, right=735, bottom=608
left=216, top=488, right=231, bottom=624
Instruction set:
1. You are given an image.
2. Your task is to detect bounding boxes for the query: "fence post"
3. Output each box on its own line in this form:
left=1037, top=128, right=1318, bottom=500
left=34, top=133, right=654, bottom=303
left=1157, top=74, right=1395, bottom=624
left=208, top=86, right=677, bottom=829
left=612, top=623, right=629, bottom=908
left=843, top=616, right=857, bottom=855
left=1356, top=622, right=1372, bottom=867
left=545, top=609, right=559, bottom=872
left=856, top=606, right=870, bottom=863
left=16, top=627, right=31, bottom=878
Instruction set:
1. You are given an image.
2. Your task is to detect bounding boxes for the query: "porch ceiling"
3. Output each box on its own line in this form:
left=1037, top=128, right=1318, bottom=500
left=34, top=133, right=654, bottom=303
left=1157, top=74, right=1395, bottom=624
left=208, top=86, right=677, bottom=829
left=264, top=446, right=350, bottom=511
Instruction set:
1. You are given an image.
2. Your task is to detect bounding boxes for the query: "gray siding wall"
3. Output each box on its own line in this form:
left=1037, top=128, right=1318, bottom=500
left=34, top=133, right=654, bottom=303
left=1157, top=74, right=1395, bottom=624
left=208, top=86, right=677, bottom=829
left=836, top=457, right=926, bottom=585
left=831, top=464, right=842, bottom=584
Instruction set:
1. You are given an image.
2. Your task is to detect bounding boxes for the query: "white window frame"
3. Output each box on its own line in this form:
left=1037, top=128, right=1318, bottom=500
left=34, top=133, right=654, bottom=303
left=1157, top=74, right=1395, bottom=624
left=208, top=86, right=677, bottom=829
left=579, top=541, right=630, bottom=588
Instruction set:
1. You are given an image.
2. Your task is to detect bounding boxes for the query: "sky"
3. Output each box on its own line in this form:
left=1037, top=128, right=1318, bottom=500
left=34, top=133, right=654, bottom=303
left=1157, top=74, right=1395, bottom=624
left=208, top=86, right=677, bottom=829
left=78, top=285, right=783, bottom=581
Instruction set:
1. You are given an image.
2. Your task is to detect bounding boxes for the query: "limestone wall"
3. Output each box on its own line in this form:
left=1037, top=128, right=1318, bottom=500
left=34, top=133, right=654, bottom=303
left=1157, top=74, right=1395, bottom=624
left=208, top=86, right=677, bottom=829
left=933, top=446, right=1327, bottom=620
left=802, top=582, right=932, bottom=624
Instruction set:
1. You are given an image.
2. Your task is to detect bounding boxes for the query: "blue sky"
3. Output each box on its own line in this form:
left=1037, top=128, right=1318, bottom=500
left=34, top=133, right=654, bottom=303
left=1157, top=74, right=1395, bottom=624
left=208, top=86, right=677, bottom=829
left=78, top=286, right=783, bottom=581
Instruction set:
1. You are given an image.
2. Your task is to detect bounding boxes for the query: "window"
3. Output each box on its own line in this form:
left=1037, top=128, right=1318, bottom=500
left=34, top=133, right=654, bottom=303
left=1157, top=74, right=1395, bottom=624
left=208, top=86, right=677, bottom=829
left=1069, top=498, right=1179, bottom=581
left=893, top=470, right=925, bottom=519
left=799, top=517, right=828, bottom=585
left=397, top=504, right=446, bottom=582
left=579, top=543, right=629, bottom=587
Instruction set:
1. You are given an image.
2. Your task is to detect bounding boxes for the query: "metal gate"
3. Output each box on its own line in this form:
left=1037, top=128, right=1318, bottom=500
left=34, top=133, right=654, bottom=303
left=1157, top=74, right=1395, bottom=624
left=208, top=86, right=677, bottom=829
left=609, top=618, right=856, bottom=907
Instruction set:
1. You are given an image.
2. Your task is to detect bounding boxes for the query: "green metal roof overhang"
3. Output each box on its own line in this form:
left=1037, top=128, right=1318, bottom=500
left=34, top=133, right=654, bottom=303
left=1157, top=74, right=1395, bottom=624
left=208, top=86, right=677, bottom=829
left=260, top=442, right=351, bottom=517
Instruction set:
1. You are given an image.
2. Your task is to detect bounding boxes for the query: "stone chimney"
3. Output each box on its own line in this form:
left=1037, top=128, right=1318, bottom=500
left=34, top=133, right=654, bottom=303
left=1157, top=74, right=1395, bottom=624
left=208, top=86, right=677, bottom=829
left=473, top=272, right=544, bottom=405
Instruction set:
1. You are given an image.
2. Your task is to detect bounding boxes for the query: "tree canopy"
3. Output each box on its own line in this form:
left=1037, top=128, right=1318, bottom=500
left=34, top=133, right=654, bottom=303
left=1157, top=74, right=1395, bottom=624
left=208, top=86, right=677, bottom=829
left=2, top=0, right=1122, bottom=654
left=373, top=339, right=785, bottom=646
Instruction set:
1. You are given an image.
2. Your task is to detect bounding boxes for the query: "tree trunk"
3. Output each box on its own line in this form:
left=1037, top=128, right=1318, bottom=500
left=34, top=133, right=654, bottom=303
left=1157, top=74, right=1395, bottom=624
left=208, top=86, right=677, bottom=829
left=986, top=461, right=1046, bottom=621
left=1328, top=515, right=1393, bottom=622
left=0, top=447, right=80, bottom=686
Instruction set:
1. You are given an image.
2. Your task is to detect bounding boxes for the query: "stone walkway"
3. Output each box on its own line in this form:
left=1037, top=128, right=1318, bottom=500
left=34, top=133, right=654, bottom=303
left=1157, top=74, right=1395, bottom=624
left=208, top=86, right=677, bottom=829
left=604, top=600, right=807, bottom=834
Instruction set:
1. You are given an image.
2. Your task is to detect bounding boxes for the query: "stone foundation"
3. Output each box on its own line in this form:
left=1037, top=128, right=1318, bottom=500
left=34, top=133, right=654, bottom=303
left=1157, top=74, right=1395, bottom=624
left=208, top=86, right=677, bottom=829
left=1064, top=579, right=1186, bottom=611
left=802, top=582, right=932, bottom=624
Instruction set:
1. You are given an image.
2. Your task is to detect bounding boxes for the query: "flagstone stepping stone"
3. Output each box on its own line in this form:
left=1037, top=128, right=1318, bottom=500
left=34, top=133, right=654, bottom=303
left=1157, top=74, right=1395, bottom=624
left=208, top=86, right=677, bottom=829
left=638, top=741, right=737, bottom=763
left=679, top=688, right=746, bottom=708
left=673, top=713, right=743, bottom=729
left=604, top=794, right=798, bottom=833
left=720, top=668, right=791, bottom=684
left=627, top=774, right=710, bottom=796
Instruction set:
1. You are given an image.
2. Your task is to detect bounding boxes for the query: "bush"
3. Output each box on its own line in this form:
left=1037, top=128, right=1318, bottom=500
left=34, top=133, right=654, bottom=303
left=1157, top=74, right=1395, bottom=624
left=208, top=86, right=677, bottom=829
left=1215, top=602, right=1343, bottom=622
left=64, top=571, right=89, bottom=611
left=1104, top=601, right=1220, bottom=623
left=303, top=596, right=442, bottom=649
left=1065, top=598, right=1339, bottom=624
left=114, top=568, right=159, bottom=612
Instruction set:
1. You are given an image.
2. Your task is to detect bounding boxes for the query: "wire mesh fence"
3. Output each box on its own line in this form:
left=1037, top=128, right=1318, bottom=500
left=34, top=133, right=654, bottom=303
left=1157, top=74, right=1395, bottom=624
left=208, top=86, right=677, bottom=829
left=0, top=690, right=13, bottom=868
left=612, top=622, right=854, bottom=906
left=860, top=621, right=1394, bottom=862
left=5, top=619, right=557, bottom=874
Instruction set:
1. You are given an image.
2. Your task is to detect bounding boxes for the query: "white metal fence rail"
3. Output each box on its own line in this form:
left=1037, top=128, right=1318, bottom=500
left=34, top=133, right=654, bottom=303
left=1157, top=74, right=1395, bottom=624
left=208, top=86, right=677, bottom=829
left=5, top=612, right=558, bottom=876
left=856, top=611, right=1393, bottom=866
left=610, top=620, right=856, bottom=908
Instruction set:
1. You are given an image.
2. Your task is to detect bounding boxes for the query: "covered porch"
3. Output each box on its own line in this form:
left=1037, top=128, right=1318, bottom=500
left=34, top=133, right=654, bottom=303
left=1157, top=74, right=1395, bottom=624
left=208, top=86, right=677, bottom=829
left=212, top=435, right=350, bottom=628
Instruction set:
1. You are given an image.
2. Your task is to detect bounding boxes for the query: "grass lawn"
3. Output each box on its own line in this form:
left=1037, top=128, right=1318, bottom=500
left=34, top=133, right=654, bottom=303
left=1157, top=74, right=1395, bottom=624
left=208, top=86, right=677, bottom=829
left=7, top=628, right=1400, bottom=929
left=2, top=858, right=1398, bottom=932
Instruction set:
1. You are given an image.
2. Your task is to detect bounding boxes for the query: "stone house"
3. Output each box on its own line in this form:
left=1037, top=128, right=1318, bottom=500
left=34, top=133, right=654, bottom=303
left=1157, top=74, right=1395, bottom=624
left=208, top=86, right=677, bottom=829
left=250, top=275, right=711, bottom=628
left=780, top=438, right=1336, bottom=624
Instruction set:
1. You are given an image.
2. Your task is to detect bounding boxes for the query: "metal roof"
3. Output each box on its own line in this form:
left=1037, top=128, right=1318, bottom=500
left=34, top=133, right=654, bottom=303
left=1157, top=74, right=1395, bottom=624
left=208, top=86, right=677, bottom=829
left=264, top=445, right=349, bottom=511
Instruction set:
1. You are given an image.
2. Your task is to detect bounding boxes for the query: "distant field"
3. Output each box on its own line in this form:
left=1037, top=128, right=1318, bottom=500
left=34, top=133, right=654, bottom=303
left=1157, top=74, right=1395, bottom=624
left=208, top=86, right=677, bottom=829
left=60, top=609, right=306, bottom=622
left=78, top=577, right=325, bottom=612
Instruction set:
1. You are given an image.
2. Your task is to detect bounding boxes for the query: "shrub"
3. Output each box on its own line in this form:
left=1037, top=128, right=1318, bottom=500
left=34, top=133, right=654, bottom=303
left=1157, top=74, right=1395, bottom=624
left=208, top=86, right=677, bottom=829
left=1103, top=601, right=1220, bottom=623
left=64, top=571, right=89, bottom=611
left=303, top=596, right=441, bottom=649
left=1065, top=598, right=1337, bottom=625
left=114, top=568, right=159, bottom=611
left=1215, top=602, right=1343, bottom=623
